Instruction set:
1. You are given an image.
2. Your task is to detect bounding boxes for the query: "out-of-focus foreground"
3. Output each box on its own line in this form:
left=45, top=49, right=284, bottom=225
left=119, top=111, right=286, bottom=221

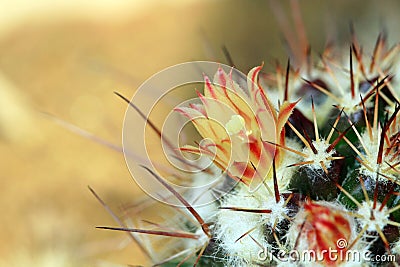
left=0, top=0, right=399, bottom=266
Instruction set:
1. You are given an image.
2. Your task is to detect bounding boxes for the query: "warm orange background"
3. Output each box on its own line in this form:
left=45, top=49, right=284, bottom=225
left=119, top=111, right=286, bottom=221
left=0, top=1, right=399, bottom=266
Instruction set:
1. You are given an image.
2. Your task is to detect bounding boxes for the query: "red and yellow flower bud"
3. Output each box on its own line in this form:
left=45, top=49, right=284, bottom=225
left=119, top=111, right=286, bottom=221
left=176, top=66, right=297, bottom=189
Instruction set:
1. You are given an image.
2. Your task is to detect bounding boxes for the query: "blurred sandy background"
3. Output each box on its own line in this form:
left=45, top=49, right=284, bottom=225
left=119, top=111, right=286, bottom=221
left=0, top=0, right=399, bottom=266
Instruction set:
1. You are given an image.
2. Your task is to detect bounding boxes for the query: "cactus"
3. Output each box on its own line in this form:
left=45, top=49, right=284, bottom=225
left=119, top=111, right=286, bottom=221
left=92, top=7, right=400, bottom=267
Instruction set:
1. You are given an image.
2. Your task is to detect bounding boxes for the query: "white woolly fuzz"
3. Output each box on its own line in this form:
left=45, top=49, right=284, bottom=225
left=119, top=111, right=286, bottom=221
left=215, top=184, right=290, bottom=266
left=262, top=196, right=288, bottom=228
left=216, top=204, right=267, bottom=265
left=302, top=139, right=335, bottom=170
left=357, top=201, right=389, bottom=232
